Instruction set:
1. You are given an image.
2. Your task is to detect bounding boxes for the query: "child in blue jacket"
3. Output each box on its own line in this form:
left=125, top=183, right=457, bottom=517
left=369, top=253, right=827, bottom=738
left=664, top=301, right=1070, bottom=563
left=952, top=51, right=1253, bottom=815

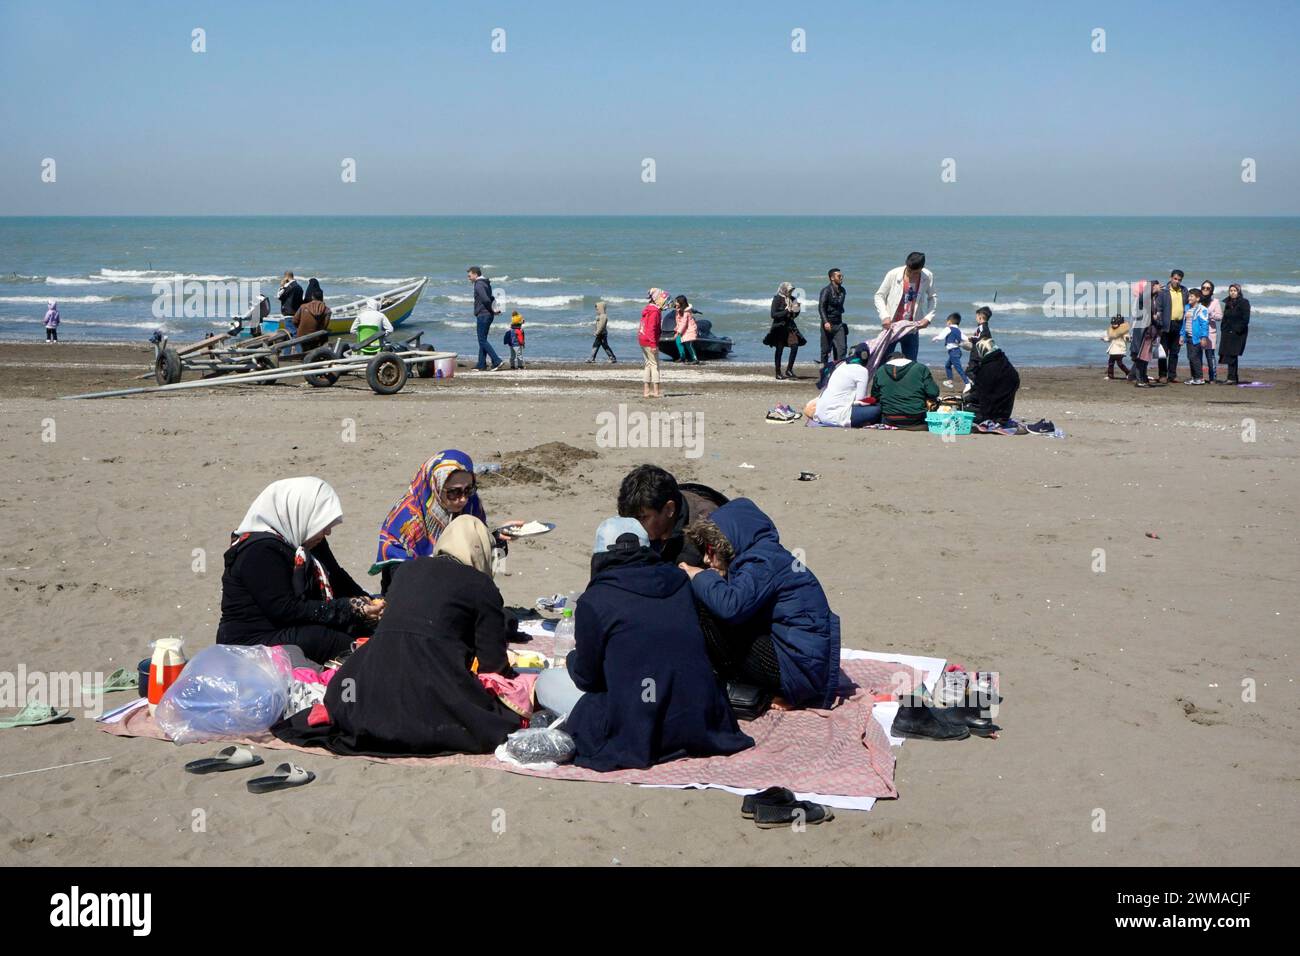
left=681, top=498, right=841, bottom=710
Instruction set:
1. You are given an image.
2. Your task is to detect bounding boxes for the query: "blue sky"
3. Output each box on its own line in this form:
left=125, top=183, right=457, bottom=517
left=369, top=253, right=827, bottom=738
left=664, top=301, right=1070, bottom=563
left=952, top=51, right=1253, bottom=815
left=1, top=0, right=1297, bottom=215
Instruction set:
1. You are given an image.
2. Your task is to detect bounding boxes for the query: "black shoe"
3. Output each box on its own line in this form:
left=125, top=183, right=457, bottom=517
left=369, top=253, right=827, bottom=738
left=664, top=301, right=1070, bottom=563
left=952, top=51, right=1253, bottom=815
left=753, top=800, right=834, bottom=829
left=891, top=704, right=970, bottom=741
left=940, top=706, right=1001, bottom=737
left=741, top=786, right=796, bottom=819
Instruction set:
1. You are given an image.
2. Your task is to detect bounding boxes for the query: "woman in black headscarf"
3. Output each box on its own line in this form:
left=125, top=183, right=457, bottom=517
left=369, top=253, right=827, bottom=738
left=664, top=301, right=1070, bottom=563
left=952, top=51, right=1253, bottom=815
left=971, top=338, right=1020, bottom=424
left=1218, top=283, right=1250, bottom=384
left=763, top=282, right=807, bottom=380
left=304, top=277, right=325, bottom=303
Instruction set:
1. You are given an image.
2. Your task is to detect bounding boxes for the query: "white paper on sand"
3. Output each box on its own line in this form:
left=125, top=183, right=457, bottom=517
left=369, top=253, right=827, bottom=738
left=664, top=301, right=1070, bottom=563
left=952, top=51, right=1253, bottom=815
left=516, top=618, right=553, bottom=640
left=96, top=697, right=147, bottom=724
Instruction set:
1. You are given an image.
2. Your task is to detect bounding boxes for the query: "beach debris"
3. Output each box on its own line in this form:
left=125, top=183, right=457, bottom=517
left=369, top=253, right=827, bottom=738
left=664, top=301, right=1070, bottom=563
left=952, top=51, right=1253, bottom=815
left=797, top=472, right=820, bottom=481
left=1145, top=532, right=1160, bottom=539
left=739, top=462, right=756, bottom=469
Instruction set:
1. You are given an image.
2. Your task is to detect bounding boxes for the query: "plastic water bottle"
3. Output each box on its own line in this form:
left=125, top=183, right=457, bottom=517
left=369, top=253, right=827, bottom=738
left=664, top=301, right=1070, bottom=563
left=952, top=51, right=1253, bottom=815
left=552, top=607, right=576, bottom=668
left=474, top=462, right=502, bottom=475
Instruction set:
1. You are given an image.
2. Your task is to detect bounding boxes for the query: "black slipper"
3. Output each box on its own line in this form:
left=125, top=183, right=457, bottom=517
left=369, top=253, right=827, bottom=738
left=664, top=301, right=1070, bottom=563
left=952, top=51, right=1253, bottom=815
left=741, top=786, right=796, bottom=819
left=246, top=762, right=315, bottom=794
left=753, top=800, right=834, bottom=829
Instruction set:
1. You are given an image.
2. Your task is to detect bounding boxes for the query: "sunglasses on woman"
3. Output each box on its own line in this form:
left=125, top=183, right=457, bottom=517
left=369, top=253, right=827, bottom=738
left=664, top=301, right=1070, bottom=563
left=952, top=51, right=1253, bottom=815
left=443, top=483, right=476, bottom=501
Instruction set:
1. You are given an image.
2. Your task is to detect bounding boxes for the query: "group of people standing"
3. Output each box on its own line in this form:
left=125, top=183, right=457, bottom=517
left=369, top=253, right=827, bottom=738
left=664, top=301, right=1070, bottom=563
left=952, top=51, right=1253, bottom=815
left=763, top=252, right=939, bottom=381
left=278, top=272, right=333, bottom=339
left=1128, top=271, right=1252, bottom=386
left=215, top=458, right=841, bottom=774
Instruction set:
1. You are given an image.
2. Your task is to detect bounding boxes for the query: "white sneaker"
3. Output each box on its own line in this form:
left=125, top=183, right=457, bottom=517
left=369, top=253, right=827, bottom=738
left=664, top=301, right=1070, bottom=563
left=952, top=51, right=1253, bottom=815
left=942, top=380, right=954, bottom=388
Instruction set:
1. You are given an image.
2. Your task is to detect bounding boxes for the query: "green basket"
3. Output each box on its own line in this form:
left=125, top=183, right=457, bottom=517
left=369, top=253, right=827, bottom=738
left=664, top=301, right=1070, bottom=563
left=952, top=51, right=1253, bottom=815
left=926, top=410, right=975, bottom=435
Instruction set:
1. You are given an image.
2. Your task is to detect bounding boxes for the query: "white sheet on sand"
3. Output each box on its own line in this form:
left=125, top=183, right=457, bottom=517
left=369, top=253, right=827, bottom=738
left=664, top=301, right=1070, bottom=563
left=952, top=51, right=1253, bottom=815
left=645, top=649, right=947, bottom=812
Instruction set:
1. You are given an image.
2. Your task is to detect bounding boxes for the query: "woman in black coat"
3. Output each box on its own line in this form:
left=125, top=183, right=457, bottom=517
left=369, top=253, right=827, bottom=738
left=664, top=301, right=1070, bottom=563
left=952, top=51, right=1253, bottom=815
left=971, top=339, right=1021, bottom=424
left=762, top=282, right=807, bottom=380
left=534, top=518, right=753, bottom=772
left=216, top=478, right=381, bottom=664
left=1218, top=283, right=1250, bottom=384
left=274, top=515, right=522, bottom=756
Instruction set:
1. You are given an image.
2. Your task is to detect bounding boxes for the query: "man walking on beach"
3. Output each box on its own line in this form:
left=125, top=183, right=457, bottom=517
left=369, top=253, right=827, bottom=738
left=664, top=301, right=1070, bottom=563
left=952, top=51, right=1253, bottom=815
left=875, top=252, right=937, bottom=361
left=1156, top=269, right=1186, bottom=383
left=818, top=268, right=847, bottom=365
left=468, top=266, right=505, bottom=371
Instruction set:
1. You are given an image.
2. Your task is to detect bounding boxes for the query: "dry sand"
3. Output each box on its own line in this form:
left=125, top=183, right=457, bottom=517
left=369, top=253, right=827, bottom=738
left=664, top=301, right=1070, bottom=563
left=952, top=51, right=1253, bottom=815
left=1, top=342, right=1297, bottom=866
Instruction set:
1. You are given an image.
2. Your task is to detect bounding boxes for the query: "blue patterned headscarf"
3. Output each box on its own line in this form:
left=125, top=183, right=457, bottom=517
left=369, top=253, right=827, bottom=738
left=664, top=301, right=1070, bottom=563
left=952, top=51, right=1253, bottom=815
left=369, top=449, right=487, bottom=575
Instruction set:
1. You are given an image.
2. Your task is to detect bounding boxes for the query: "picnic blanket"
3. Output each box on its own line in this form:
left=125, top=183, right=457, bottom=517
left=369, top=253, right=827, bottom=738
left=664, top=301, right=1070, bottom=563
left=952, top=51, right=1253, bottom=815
left=101, top=649, right=941, bottom=810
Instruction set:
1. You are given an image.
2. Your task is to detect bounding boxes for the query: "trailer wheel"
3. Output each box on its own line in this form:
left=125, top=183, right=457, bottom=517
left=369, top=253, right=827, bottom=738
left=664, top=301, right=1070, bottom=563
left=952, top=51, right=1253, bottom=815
left=303, top=346, right=339, bottom=387
left=155, top=347, right=183, bottom=385
left=416, top=357, right=436, bottom=378
left=366, top=353, right=408, bottom=395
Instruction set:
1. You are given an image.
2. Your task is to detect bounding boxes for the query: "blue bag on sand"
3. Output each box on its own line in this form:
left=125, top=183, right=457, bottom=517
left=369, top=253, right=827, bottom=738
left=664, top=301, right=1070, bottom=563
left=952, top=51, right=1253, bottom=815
left=154, top=644, right=292, bottom=745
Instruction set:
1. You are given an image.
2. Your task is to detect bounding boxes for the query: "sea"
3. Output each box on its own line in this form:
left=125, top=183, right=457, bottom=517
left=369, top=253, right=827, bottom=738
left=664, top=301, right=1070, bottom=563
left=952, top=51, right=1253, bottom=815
left=3, top=216, right=1297, bottom=367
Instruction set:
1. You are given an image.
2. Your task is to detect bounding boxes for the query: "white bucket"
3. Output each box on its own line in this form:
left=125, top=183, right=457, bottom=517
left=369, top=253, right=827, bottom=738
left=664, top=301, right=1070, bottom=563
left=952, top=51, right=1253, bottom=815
left=433, top=356, right=456, bottom=379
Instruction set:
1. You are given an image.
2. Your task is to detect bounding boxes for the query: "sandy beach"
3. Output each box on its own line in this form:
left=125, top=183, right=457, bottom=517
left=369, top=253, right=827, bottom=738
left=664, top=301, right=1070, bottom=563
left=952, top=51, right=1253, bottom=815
left=0, top=342, right=1296, bottom=866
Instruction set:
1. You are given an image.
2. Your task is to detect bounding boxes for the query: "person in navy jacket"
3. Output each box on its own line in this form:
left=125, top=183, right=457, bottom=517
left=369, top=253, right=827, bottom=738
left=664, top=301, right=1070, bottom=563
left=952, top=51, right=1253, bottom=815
left=535, top=517, right=753, bottom=771
left=681, top=498, right=841, bottom=710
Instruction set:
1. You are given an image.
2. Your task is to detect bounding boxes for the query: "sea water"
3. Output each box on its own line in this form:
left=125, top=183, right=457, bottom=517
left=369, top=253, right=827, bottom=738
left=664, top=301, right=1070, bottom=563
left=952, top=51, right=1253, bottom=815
left=3, top=216, right=1296, bottom=367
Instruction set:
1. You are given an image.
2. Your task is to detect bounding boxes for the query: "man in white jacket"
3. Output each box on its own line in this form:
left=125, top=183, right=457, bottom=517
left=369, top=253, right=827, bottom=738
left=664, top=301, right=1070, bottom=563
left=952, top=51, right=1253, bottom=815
left=874, top=251, right=937, bottom=361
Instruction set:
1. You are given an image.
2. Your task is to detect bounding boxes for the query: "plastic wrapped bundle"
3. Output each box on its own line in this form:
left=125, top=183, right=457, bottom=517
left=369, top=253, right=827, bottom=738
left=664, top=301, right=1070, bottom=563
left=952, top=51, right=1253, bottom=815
left=503, top=725, right=576, bottom=765
left=154, top=644, right=293, bottom=744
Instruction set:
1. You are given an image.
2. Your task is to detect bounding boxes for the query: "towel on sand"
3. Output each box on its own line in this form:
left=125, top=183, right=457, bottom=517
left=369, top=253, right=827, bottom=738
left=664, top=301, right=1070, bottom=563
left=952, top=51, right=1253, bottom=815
left=101, top=646, right=928, bottom=807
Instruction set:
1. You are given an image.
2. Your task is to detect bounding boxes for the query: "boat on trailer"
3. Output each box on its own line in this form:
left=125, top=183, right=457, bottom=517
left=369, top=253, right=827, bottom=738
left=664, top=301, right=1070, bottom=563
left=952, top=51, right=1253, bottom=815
left=265, top=277, right=428, bottom=335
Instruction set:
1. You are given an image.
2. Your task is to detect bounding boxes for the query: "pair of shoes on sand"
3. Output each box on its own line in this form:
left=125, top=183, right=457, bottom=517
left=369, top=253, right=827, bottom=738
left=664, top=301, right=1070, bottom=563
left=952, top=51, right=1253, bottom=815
left=740, top=787, right=834, bottom=829
left=891, top=702, right=1001, bottom=741
left=184, top=745, right=315, bottom=794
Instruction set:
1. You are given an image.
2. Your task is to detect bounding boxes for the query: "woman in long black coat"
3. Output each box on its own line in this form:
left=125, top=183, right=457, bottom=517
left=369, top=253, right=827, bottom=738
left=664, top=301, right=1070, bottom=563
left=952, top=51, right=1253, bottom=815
left=971, top=339, right=1021, bottom=424
left=762, top=282, right=807, bottom=380
left=274, top=515, right=521, bottom=756
left=1218, top=283, right=1250, bottom=384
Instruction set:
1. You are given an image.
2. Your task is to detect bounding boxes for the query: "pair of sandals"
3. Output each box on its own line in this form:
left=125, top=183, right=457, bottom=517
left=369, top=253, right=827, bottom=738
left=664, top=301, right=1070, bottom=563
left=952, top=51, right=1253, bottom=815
left=740, top=787, right=834, bottom=829
left=184, top=745, right=315, bottom=794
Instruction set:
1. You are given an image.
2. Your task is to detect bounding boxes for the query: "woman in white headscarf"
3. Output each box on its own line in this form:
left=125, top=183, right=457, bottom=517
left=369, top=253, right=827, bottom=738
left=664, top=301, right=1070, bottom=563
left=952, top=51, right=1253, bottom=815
left=217, top=477, right=382, bottom=664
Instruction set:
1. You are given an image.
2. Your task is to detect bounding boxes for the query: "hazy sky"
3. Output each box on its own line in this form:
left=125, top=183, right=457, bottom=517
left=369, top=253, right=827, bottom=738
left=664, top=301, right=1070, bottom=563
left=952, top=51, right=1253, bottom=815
left=2, top=0, right=1297, bottom=215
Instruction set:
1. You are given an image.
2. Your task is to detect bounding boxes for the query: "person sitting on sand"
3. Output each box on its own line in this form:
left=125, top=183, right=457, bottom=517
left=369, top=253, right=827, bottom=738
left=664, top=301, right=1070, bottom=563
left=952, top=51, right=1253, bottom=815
left=871, top=353, right=940, bottom=429
left=617, top=463, right=728, bottom=566
left=806, top=342, right=880, bottom=427
left=969, top=338, right=1021, bottom=423
left=217, top=477, right=383, bottom=665
left=274, top=515, right=524, bottom=756
left=533, top=518, right=753, bottom=771
left=678, top=499, right=842, bottom=711
left=372, top=450, right=509, bottom=593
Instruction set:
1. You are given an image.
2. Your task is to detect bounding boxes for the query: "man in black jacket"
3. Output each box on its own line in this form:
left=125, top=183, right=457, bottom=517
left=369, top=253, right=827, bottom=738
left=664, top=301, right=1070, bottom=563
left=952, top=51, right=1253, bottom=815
left=278, top=271, right=304, bottom=318
left=617, top=464, right=728, bottom=566
left=818, top=268, right=847, bottom=365
left=1155, top=269, right=1187, bottom=383
left=468, top=266, right=505, bottom=371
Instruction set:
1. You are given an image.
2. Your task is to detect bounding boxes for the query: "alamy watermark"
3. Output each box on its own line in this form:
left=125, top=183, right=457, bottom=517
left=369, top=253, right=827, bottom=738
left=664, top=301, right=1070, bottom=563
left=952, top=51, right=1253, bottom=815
left=596, top=403, right=703, bottom=459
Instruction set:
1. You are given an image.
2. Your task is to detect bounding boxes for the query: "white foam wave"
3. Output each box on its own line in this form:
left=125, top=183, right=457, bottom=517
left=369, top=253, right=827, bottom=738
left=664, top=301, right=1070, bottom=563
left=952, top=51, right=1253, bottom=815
left=1252, top=304, right=1300, bottom=316
left=724, top=298, right=773, bottom=309
left=1243, top=283, right=1300, bottom=296
left=518, top=277, right=562, bottom=283
left=46, top=275, right=112, bottom=286
left=0, top=294, right=120, bottom=303
left=0, top=316, right=172, bottom=330
left=443, top=293, right=584, bottom=309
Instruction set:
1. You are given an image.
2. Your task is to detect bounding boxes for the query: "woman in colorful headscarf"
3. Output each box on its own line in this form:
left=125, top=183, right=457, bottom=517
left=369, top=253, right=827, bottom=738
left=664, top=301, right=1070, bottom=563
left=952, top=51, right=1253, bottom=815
left=371, top=450, right=495, bottom=593
left=217, top=477, right=382, bottom=664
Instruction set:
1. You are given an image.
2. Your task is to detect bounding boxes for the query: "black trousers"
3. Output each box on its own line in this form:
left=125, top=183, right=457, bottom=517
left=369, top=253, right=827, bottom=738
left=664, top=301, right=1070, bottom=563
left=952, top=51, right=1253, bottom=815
left=590, top=331, right=616, bottom=361
left=1159, top=321, right=1183, bottom=379
left=819, top=323, right=847, bottom=364
left=266, top=625, right=355, bottom=665
left=774, top=345, right=798, bottom=374
left=697, top=607, right=782, bottom=692
left=1107, top=355, right=1130, bottom=377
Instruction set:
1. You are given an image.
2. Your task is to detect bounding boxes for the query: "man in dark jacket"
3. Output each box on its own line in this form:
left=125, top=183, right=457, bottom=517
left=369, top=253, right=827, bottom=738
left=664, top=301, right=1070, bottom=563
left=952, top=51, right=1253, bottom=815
left=617, top=464, right=727, bottom=566
left=818, top=268, right=847, bottom=366
left=1155, top=269, right=1187, bottom=383
left=278, top=271, right=304, bottom=318
left=548, top=518, right=753, bottom=771
left=682, top=498, right=841, bottom=711
left=467, top=266, right=505, bottom=371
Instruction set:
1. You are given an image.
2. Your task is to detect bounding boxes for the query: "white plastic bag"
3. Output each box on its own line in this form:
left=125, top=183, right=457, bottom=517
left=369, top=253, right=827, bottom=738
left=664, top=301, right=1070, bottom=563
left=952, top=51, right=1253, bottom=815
left=154, top=644, right=293, bottom=744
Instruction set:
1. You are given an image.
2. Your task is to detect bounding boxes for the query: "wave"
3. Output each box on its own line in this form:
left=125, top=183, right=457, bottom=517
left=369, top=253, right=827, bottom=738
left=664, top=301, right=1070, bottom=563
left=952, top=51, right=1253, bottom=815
left=442, top=293, right=585, bottom=309
left=996, top=329, right=1102, bottom=339
left=316, top=276, right=416, bottom=285
left=724, top=298, right=774, bottom=309
left=1252, top=304, right=1300, bottom=316
left=600, top=296, right=643, bottom=304
left=0, top=294, right=124, bottom=303
left=0, top=316, right=174, bottom=330
left=1244, top=283, right=1300, bottom=296
left=517, top=277, right=562, bottom=283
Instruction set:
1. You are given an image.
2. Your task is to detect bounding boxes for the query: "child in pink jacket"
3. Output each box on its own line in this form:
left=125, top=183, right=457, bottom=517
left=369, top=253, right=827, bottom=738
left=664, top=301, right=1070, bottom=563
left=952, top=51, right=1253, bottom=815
left=673, top=295, right=699, bottom=364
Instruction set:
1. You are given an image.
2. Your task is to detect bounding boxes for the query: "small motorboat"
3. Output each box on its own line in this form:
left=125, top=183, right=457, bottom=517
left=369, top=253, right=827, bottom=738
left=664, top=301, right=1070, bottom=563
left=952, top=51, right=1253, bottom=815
left=657, top=308, right=733, bottom=361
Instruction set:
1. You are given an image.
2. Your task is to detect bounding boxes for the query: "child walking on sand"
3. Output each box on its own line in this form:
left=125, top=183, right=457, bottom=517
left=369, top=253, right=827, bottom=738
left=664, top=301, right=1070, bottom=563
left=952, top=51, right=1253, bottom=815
left=506, top=311, right=526, bottom=369
left=44, top=299, right=60, bottom=343
left=1104, top=313, right=1131, bottom=379
left=939, top=312, right=968, bottom=387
